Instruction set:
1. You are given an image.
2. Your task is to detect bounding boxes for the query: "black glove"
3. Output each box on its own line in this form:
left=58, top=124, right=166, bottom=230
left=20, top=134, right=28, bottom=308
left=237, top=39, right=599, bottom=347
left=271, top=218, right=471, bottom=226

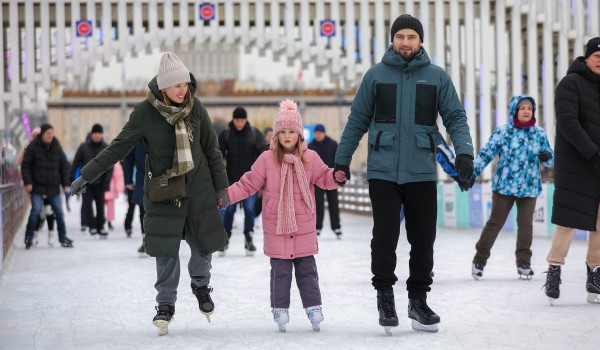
left=455, top=154, right=474, bottom=182
left=334, top=164, right=351, bottom=185
left=538, top=150, right=552, bottom=162
left=70, top=176, right=88, bottom=196
left=457, top=178, right=475, bottom=192
left=216, top=189, right=230, bottom=210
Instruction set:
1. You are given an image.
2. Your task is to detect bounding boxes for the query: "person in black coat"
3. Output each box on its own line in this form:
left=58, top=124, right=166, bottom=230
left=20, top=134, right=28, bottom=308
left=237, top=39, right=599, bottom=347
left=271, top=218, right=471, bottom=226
left=217, top=106, right=268, bottom=255
left=70, top=124, right=113, bottom=237
left=21, top=123, right=73, bottom=248
left=545, top=37, right=600, bottom=305
left=122, top=140, right=148, bottom=256
left=308, top=124, right=342, bottom=238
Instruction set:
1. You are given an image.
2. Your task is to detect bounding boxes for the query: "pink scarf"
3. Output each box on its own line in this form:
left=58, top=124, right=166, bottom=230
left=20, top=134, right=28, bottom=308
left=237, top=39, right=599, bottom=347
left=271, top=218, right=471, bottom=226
left=277, top=153, right=315, bottom=234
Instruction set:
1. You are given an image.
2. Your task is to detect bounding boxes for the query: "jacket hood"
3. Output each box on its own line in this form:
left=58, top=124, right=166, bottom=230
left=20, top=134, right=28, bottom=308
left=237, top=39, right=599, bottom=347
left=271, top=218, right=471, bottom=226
left=148, top=72, right=198, bottom=101
left=381, top=45, right=431, bottom=71
left=508, top=94, right=536, bottom=125
left=567, top=57, right=600, bottom=83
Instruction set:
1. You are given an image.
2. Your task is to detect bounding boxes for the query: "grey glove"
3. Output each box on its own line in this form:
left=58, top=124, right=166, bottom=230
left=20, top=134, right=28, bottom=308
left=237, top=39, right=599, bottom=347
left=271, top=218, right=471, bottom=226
left=70, top=176, right=88, bottom=196
left=216, top=189, right=230, bottom=210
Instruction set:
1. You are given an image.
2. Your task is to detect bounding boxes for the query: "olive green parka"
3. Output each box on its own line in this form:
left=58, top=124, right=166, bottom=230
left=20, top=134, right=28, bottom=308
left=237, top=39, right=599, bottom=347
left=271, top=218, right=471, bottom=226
left=81, top=74, right=228, bottom=257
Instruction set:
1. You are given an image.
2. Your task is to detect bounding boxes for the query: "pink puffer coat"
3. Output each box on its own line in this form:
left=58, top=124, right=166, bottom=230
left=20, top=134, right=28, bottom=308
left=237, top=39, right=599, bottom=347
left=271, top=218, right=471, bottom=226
left=227, top=144, right=340, bottom=259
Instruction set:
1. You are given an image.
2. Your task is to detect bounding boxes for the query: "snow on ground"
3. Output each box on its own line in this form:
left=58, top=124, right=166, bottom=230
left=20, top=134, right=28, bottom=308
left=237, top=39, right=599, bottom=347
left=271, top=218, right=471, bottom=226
left=0, top=196, right=598, bottom=350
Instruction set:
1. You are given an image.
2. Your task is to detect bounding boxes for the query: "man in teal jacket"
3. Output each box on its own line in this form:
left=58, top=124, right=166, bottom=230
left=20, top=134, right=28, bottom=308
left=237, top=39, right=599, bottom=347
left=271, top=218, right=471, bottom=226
left=334, top=14, right=474, bottom=335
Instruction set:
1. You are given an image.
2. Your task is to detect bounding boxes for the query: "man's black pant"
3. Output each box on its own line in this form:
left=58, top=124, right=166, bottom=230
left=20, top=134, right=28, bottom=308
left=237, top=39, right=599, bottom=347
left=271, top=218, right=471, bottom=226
left=125, top=188, right=145, bottom=233
left=369, top=180, right=436, bottom=298
left=83, top=184, right=106, bottom=231
left=315, top=187, right=341, bottom=230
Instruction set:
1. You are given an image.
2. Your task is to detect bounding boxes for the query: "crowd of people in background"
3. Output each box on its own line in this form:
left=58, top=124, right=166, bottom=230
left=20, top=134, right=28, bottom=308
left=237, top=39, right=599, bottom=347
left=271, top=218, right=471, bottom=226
left=16, top=14, right=600, bottom=337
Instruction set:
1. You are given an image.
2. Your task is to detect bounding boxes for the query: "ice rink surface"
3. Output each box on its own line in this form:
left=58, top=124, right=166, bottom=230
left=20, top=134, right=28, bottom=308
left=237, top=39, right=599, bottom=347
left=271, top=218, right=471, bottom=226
left=0, top=196, right=598, bottom=350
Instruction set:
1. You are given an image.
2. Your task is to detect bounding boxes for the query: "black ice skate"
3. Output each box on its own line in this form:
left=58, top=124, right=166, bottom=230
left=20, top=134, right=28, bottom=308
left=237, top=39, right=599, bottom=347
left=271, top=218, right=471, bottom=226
left=408, top=297, right=440, bottom=333
left=517, top=263, right=534, bottom=280
left=244, top=231, right=256, bottom=256
left=543, top=264, right=561, bottom=305
left=153, top=304, right=174, bottom=336
left=377, top=289, right=399, bottom=336
left=59, top=237, right=74, bottom=248
left=586, top=265, right=600, bottom=304
left=24, top=237, right=33, bottom=250
left=472, top=263, right=484, bottom=280
left=192, top=284, right=214, bottom=322
left=138, top=243, right=148, bottom=258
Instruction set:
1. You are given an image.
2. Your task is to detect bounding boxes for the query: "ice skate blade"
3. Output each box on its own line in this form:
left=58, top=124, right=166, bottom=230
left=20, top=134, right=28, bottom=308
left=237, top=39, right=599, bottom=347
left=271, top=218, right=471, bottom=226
left=202, top=311, right=213, bottom=323
left=311, top=322, right=321, bottom=332
left=138, top=252, right=149, bottom=258
left=218, top=251, right=226, bottom=257
left=278, top=324, right=286, bottom=333
left=153, top=320, right=170, bottom=336
left=472, top=274, right=481, bottom=281
left=383, top=326, right=395, bottom=336
left=548, top=297, right=557, bottom=306
left=587, top=293, right=600, bottom=304
left=411, top=319, right=439, bottom=333
left=519, top=274, right=533, bottom=280
left=245, top=250, right=255, bottom=257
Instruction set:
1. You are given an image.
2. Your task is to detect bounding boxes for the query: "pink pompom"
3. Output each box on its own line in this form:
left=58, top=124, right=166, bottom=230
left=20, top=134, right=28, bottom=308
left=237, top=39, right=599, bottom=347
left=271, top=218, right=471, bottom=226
left=280, top=99, right=297, bottom=111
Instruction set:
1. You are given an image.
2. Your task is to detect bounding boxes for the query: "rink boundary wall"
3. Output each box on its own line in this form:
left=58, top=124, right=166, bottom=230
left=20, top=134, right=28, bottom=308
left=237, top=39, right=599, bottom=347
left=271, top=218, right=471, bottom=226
left=339, top=182, right=589, bottom=241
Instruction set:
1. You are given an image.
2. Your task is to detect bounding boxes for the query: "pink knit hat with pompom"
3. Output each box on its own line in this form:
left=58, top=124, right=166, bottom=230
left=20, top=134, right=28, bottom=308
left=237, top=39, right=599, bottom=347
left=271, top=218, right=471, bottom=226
left=271, top=99, right=304, bottom=148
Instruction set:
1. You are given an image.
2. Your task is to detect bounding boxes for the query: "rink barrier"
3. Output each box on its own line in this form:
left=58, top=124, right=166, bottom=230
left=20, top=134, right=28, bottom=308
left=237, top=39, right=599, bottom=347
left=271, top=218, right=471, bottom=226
left=338, top=181, right=588, bottom=241
left=1, top=183, right=28, bottom=269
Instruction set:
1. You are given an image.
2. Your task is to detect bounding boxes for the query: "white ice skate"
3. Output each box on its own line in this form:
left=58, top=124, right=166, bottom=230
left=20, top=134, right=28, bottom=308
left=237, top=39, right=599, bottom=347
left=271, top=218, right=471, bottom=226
left=48, top=230, right=56, bottom=247
left=153, top=305, right=174, bottom=336
left=517, top=264, right=534, bottom=280
left=154, top=319, right=170, bottom=336
left=472, top=263, right=484, bottom=280
left=272, top=308, right=289, bottom=333
left=305, top=305, right=324, bottom=332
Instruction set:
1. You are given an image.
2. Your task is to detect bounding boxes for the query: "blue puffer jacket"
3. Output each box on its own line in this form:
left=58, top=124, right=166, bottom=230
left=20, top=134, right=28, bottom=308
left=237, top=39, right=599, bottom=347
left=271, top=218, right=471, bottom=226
left=472, top=95, right=554, bottom=198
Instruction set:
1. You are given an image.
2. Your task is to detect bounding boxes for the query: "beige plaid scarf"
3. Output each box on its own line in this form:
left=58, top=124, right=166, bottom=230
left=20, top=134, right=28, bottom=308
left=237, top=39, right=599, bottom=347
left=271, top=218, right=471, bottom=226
left=147, top=91, right=195, bottom=178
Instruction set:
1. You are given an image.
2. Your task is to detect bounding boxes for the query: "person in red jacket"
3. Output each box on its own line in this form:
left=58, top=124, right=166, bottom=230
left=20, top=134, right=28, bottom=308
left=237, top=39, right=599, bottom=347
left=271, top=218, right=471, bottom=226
left=223, top=100, right=347, bottom=333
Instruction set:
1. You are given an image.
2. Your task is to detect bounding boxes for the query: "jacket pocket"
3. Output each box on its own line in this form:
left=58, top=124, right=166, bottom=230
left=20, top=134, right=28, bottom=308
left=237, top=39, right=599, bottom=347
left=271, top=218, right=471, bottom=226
left=415, top=84, right=438, bottom=126
left=375, top=83, right=397, bottom=124
left=412, top=133, right=437, bottom=174
left=367, top=130, right=396, bottom=173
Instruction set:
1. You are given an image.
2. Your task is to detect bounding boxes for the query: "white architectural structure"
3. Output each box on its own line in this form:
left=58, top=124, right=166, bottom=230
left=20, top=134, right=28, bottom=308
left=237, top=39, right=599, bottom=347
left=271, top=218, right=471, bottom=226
left=1, top=0, right=599, bottom=154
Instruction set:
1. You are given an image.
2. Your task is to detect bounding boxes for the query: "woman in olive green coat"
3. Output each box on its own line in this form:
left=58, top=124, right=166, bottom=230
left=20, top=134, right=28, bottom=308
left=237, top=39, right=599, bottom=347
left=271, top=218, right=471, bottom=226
left=71, top=52, right=229, bottom=336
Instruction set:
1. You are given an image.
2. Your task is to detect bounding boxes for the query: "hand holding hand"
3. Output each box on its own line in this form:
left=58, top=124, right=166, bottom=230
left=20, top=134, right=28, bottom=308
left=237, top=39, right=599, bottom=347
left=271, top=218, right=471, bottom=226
left=333, top=164, right=351, bottom=185
left=216, top=189, right=230, bottom=210
left=70, top=176, right=88, bottom=196
left=538, top=150, right=552, bottom=162
left=455, top=154, right=474, bottom=182
left=334, top=170, right=347, bottom=185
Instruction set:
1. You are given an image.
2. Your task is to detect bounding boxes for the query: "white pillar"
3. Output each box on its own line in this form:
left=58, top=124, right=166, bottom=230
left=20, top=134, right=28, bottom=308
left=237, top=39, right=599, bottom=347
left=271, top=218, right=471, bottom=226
left=511, top=1, right=522, bottom=94
left=255, top=0, right=266, bottom=50
left=465, top=0, right=477, bottom=152
left=527, top=0, right=538, bottom=103
left=25, top=0, right=36, bottom=97
left=9, top=0, right=20, bottom=110
left=495, top=0, right=508, bottom=126
left=344, top=0, right=357, bottom=81
left=329, top=0, right=342, bottom=76
left=41, top=0, right=52, bottom=90
left=373, top=0, right=385, bottom=64
left=543, top=1, right=556, bottom=147
left=101, top=0, right=113, bottom=64
left=449, top=0, right=461, bottom=95
left=118, top=0, right=128, bottom=59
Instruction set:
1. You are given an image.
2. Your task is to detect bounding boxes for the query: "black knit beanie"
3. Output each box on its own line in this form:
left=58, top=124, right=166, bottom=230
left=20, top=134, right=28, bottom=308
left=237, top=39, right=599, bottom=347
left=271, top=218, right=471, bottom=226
left=390, top=14, right=424, bottom=43
left=91, top=123, right=104, bottom=134
left=232, top=106, right=247, bottom=119
left=585, top=37, right=600, bottom=58
left=40, top=123, right=53, bottom=136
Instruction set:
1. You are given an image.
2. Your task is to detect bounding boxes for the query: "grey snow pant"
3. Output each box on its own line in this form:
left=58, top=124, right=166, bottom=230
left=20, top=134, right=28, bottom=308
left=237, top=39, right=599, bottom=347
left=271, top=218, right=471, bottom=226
left=155, top=232, right=212, bottom=306
left=270, top=255, right=321, bottom=309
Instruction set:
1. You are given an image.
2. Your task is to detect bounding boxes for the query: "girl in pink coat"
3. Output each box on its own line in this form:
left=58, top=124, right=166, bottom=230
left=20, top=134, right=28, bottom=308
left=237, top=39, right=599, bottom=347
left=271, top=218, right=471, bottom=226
left=226, top=100, right=347, bottom=333
left=104, top=161, right=124, bottom=230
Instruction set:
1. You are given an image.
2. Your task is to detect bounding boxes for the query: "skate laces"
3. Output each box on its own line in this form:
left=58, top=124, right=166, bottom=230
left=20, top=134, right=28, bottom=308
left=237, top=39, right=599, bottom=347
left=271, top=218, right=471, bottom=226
left=380, top=294, right=397, bottom=318
left=543, top=266, right=561, bottom=290
left=196, top=286, right=213, bottom=304
left=414, top=298, right=436, bottom=316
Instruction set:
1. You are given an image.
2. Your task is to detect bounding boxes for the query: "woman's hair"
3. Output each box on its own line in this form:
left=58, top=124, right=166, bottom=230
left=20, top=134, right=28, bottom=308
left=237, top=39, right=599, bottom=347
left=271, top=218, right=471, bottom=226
left=161, top=88, right=193, bottom=107
left=273, top=131, right=307, bottom=165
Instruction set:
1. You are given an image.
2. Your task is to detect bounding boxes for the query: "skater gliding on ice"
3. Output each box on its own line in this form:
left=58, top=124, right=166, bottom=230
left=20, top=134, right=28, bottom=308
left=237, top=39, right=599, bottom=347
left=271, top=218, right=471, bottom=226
left=223, top=99, right=347, bottom=333
left=544, top=37, right=600, bottom=305
left=70, top=52, right=230, bottom=335
left=335, top=14, right=474, bottom=335
left=470, top=95, right=554, bottom=280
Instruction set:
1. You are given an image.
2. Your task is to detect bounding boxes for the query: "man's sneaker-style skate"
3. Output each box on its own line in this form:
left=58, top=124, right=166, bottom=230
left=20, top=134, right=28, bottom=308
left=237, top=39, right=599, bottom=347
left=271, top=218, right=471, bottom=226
left=472, top=263, right=484, bottom=280
left=333, top=228, right=342, bottom=240
left=517, top=263, right=534, bottom=280
left=48, top=230, right=56, bottom=247
left=272, top=308, right=289, bottom=333
left=244, top=231, right=257, bottom=256
left=59, top=237, right=74, bottom=248
left=24, top=237, right=33, bottom=249
left=377, top=289, right=399, bottom=336
left=408, top=297, right=440, bottom=333
left=543, top=264, right=561, bottom=305
left=305, top=305, right=324, bottom=332
left=153, top=304, right=174, bottom=336
left=586, top=265, right=600, bottom=304
left=192, top=285, right=214, bottom=322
